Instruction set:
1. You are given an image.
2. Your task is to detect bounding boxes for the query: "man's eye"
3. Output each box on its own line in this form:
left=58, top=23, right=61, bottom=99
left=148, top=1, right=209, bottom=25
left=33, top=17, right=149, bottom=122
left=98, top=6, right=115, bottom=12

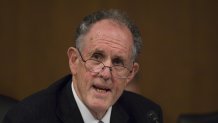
left=91, top=53, right=103, bottom=61
left=113, top=59, right=124, bottom=66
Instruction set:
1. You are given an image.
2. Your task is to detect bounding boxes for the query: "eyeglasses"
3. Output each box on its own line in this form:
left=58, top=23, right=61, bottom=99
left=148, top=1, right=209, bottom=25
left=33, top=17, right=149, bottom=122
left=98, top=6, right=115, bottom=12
left=77, top=49, right=132, bottom=79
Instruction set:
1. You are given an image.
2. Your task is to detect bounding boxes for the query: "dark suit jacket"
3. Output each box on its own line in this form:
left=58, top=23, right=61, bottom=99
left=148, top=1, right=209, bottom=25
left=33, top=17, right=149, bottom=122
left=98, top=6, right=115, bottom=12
left=3, top=75, right=162, bottom=123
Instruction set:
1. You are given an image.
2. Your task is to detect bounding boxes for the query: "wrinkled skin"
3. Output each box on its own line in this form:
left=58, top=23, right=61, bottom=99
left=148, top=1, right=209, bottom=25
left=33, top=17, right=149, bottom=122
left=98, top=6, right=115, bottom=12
left=67, top=19, right=139, bottom=119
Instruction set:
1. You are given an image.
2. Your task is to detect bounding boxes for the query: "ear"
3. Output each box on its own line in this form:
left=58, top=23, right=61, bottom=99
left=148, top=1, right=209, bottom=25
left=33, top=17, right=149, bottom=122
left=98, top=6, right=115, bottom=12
left=126, top=62, right=139, bottom=85
left=67, top=47, right=79, bottom=75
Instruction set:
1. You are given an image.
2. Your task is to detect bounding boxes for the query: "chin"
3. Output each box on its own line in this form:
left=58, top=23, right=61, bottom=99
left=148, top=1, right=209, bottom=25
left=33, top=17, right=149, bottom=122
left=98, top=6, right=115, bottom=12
left=89, top=101, right=110, bottom=112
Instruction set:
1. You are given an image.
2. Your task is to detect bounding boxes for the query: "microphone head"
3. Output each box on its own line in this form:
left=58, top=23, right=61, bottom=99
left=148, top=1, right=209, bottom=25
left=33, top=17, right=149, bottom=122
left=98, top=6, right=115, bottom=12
left=147, top=110, right=159, bottom=123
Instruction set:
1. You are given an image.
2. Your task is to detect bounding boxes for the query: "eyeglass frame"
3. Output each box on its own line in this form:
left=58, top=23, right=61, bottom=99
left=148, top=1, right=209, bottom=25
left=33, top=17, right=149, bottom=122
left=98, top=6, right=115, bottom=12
left=76, top=48, right=133, bottom=79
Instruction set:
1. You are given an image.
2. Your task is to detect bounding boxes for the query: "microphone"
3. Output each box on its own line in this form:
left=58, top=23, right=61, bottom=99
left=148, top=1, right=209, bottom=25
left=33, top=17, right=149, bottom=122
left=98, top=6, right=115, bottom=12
left=147, top=110, right=159, bottom=123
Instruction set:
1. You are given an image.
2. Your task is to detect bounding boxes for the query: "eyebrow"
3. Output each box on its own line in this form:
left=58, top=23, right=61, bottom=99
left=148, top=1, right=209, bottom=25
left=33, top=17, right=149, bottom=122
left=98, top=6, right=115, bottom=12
left=88, top=49, right=104, bottom=55
left=86, top=49, right=105, bottom=59
left=113, top=55, right=125, bottom=61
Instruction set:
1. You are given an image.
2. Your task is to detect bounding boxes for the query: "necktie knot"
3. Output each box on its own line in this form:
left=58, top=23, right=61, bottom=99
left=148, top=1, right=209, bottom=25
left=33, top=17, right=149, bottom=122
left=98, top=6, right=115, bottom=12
left=98, top=121, right=104, bottom=123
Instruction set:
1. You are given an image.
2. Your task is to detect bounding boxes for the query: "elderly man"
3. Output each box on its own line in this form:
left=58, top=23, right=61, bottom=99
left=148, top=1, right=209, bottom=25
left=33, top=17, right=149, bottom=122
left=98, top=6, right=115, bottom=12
left=3, top=9, right=162, bottom=123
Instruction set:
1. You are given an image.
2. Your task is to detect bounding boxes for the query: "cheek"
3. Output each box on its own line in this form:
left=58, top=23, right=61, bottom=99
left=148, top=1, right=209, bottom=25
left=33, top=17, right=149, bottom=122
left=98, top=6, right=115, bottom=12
left=76, top=65, right=91, bottom=88
left=77, top=63, right=88, bottom=79
left=76, top=72, right=94, bottom=99
left=113, top=80, right=127, bottom=97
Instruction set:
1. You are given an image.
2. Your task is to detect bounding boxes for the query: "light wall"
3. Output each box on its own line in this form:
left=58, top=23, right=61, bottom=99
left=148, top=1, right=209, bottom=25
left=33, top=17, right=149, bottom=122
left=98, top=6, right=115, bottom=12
left=1, top=1, right=218, bottom=123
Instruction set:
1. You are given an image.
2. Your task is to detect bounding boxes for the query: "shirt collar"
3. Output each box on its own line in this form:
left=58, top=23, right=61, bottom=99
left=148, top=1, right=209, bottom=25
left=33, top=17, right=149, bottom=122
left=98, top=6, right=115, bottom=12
left=71, top=82, right=112, bottom=123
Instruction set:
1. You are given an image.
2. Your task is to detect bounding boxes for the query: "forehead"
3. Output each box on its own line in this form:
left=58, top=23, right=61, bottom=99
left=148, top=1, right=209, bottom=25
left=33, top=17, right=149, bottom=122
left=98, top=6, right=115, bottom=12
left=82, top=19, right=133, bottom=57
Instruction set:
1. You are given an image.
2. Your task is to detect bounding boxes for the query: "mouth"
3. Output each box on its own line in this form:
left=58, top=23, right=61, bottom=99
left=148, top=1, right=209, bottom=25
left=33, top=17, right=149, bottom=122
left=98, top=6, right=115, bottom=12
left=93, top=85, right=111, bottom=93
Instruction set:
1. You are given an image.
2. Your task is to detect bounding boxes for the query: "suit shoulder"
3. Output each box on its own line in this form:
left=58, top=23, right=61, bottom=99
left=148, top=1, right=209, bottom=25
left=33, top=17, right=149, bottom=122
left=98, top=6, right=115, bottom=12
left=116, top=91, right=163, bottom=122
left=118, top=91, right=162, bottom=113
left=122, top=91, right=159, bottom=105
left=3, top=87, right=57, bottom=122
left=3, top=75, right=72, bottom=123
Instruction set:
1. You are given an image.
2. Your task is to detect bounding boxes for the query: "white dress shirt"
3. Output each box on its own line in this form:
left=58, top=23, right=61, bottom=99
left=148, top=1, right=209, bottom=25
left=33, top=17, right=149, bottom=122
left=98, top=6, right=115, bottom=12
left=71, top=82, right=112, bottom=123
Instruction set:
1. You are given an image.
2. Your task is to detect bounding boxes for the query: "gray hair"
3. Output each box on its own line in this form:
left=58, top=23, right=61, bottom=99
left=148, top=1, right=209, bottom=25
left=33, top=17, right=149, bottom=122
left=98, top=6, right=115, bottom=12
left=75, top=9, right=142, bottom=61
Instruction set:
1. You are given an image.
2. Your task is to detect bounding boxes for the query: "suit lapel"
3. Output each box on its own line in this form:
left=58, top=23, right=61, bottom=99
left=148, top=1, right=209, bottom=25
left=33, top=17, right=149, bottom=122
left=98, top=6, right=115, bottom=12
left=110, top=102, right=129, bottom=123
left=56, top=80, right=84, bottom=123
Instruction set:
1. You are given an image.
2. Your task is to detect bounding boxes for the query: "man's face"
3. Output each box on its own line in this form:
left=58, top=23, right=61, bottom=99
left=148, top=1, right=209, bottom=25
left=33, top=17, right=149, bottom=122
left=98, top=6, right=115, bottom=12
left=68, top=19, right=139, bottom=116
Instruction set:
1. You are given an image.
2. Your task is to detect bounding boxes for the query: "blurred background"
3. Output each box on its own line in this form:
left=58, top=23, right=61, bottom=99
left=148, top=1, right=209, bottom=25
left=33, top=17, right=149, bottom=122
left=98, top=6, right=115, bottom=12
left=0, top=0, right=217, bottom=123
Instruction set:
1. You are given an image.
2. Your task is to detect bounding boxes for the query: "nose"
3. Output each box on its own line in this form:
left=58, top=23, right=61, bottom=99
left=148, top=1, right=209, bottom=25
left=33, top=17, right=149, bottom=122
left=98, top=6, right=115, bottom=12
left=99, top=66, right=112, bottom=80
left=98, top=61, right=112, bottom=80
